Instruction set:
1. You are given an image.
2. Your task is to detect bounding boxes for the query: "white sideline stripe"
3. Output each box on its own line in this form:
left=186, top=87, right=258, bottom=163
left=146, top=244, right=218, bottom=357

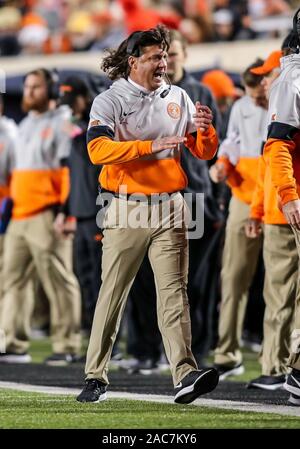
left=0, top=381, right=300, bottom=417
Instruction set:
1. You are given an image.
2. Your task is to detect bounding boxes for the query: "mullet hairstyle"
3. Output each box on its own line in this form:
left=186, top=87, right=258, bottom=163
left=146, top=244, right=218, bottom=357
left=101, top=25, right=170, bottom=80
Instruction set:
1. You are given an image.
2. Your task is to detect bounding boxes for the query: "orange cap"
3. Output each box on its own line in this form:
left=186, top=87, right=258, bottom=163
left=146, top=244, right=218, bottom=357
left=250, top=50, right=283, bottom=75
left=201, top=70, right=236, bottom=99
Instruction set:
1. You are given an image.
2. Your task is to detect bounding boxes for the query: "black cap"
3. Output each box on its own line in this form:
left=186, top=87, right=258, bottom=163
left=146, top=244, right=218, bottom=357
left=59, top=76, right=90, bottom=106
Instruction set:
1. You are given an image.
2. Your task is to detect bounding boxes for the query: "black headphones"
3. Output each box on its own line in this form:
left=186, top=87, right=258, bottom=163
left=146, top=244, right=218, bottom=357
left=160, top=74, right=172, bottom=98
left=126, top=31, right=143, bottom=57
left=293, top=8, right=300, bottom=52
left=126, top=32, right=172, bottom=98
left=42, top=68, right=60, bottom=100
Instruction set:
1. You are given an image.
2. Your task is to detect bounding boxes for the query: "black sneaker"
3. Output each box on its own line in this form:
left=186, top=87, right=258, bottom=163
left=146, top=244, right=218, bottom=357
left=44, top=353, right=74, bottom=366
left=288, top=393, right=300, bottom=406
left=0, top=352, right=32, bottom=363
left=284, top=368, right=300, bottom=396
left=174, top=368, right=219, bottom=404
left=76, top=379, right=107, bottom=403
left=214, top=363, right=244, bottom=380
left=247, top=374, right=285, bottom=390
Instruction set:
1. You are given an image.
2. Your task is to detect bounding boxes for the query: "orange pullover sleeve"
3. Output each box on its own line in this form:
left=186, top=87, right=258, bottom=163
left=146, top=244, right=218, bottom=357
left=264, top=138, right=298, bottom=206
left=87, top=136, right=153, bottom=165
left=250, top=155, right=265, bottom=221
left=185, top=125, right=218, bottom=160
left=215, top=156, right=243, bottom=188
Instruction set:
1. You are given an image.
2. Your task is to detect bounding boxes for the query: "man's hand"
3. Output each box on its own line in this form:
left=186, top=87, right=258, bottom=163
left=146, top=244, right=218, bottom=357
left=245, top=218, right=262, bottom=238
left=54, top=212, right=66, bottom=236
left=54, top=213, right=77, bottom=239
left=209, top=162, right=227, bottom=183
left=152, top=136, right=186, bottom=153
left=282, top=199, right=300, bottom=230
left=193, top=101, right=213, bottom=132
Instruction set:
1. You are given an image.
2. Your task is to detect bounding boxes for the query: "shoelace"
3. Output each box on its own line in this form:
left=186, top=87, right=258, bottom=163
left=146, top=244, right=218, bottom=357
left=85, top=379, right=101, bottom=390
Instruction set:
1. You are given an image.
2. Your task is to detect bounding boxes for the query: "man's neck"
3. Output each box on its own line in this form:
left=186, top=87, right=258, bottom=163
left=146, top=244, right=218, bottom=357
left=128, top=77, right=151, bottom=93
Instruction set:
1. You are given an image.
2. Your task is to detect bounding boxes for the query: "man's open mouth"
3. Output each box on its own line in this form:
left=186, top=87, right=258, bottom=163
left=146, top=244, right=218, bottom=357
left=153, top=71, right=165, bottom=81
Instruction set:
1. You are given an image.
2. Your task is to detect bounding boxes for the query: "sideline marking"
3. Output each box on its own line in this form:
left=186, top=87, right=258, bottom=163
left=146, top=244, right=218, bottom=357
left=0, top=380, right=299, bottom=417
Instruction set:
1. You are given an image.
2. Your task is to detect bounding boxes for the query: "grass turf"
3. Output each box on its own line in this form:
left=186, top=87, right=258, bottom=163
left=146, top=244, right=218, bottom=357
left=0, top=389, right=299, bottom=429
left=29, top=338, right=262, bottom=382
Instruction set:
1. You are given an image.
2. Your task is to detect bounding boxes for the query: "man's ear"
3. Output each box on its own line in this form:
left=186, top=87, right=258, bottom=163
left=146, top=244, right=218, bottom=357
left=128, top=56, right=136, bottom=69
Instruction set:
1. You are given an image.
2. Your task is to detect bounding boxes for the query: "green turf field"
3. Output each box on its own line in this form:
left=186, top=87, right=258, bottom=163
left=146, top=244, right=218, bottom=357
left=0, top=389, right=299, bottom=429
left=29, top=337, right=262, bottom=381
left=1, top=338, right=297, bottom=429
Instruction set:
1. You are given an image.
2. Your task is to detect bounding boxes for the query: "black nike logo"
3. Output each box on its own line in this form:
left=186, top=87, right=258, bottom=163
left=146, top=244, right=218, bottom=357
left=122, top=111, right=135, bottom=117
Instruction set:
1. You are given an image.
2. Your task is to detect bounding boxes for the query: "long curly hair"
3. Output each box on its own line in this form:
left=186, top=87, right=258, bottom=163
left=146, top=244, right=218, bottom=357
left=101, top=25, right=170, bottom=80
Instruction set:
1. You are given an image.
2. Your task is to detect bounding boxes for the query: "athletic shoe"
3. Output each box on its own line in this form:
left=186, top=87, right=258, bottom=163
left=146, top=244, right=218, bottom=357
left=44, top=353, right=75, bottom=366
left=288, top=393, right=300, bottom=406
left=174, top=368, right=219, bottom=404
left=284, top=368, right=300, bottom=396
left=214, top=363, right=244, bottom=380
left=76, top=379, right=107, bottom=403
left=128, top=358, right=160, bottom=375
left=246, top=374, right=285, bottom=390
left=0, top=352, right=32, bottom=363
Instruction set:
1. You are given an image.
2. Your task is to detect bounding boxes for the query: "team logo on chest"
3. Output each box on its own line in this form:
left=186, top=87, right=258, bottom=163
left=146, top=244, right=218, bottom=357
left=167, top=102, right=181, bottom=119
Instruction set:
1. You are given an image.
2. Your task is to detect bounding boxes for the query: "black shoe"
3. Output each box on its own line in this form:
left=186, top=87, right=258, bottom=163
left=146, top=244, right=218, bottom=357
left=246, top=374, right=285, bottom=390
left=288, top=393, right=300, bottom=406
left=284, top=368, right=300, bottom=396
left=0, top=352, right=32, bottom=363
left=76, top=379, right=107, bottom=403
left=174, top=368, right=219, bottom=404
left=44, top=353, right=75, bottom=366
left=214, top=363, right=244, bottom=380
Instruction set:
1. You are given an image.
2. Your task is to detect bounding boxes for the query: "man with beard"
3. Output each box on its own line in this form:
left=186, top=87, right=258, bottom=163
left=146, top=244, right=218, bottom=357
left=0, top=68, right=82, bottom=365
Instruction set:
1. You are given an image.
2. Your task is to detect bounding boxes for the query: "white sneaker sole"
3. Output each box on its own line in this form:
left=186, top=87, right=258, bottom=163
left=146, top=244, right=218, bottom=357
left=219, top=365, right=244, bottom=381
left=288, top=394, right=300, bottom=406
left=248, top=382, right=284, bottom=391
left=0, top=354, right=32, bottom=363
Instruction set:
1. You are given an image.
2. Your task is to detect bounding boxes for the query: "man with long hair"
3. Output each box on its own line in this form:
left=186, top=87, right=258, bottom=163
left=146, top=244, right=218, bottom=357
left=77, top=25, right=219, bottom=404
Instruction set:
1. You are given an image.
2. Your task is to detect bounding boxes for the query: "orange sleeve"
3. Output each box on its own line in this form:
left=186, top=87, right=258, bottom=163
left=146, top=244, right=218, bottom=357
left=87, top=136, right=153, bottom=165
left=250, top=155, right=265, bottom=221
left=264, top=138, right=298, bottom=205
left=216, top=156, right=243, bottom=188
left=185, top=125, right=218, bottom=160
left=59, top=166, right=70, bottom=204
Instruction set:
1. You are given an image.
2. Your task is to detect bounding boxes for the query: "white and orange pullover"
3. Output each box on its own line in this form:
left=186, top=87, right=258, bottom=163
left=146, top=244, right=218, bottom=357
left=0, top=116, right=17, bottom=208
left=86, top=78, right=218, bottom=195
left=263, top=53, right=300, bottom=209
left=10, top=106, right=72, bottom=220
left=215, top=95, right=268, bottom=205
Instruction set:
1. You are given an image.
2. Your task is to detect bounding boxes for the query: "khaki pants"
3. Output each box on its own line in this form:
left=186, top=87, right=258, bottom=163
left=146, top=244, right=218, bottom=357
left=214, top=196, right=263, bottom=366
left=1, top=209, right=81, bottom=354
left=288, top=227, right=300, bottom=370
left=0, top=235, right=35, bottom=341
left=85, top=193, right=197, bottom=386
left=261, top=224, right=298, bottom=375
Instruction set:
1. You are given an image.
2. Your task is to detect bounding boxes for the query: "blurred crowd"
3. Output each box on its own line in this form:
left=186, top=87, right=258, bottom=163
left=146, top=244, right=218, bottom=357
left=0, top=0, right=298, bottom=56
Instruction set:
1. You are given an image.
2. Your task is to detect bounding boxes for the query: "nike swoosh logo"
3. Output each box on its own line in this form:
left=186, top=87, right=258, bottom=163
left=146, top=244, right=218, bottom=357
left=122, top=111, right=135, bottom=117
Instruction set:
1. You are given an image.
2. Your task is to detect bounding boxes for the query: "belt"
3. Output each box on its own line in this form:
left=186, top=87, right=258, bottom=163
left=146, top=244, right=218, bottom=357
left=100, top=188, right=178, bottom=204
